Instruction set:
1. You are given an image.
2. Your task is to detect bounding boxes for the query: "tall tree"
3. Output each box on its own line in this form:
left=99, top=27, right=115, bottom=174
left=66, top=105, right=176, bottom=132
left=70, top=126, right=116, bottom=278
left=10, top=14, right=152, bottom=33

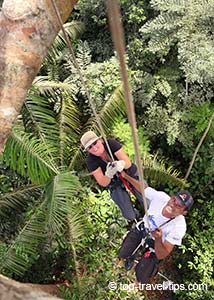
left=0, top=0, right=77, bottom=153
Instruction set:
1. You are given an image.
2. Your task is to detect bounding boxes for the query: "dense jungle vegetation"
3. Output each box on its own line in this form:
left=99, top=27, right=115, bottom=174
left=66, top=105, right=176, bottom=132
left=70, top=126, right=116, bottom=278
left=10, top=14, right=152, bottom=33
left=0, top=0, right=213, bottom=299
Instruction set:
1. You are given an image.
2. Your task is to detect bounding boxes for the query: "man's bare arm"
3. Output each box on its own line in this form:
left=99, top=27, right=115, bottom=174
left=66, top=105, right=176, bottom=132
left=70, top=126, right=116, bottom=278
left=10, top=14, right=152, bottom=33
left=152, top=228, right=174, bottom=259
left=120, top=171, right=148, bottom=193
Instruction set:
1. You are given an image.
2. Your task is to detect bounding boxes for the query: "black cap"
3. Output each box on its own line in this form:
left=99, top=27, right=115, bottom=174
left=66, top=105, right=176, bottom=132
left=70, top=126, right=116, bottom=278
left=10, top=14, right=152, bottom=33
left=175, top=190, right=194, bottom=211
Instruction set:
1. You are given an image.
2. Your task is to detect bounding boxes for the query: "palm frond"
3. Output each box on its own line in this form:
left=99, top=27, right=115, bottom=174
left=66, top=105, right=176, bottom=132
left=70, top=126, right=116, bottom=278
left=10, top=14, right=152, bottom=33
left=142, top=154, right=188, bottom=188
left=22, top=95, right=60, bottom=151
left=51, top=21, right=85, bottom=52
left=84, top=84, right=126, bottom=133
left=57, top=92, right=81, bottom=165
left=3, top=127, right=59, bottom=184
left=68, top=213, right=85, bottom=244
left=44, top=172, right=82, bottom=238
left=0, top=185, right=41, bottom=216
left=31, top=76, right=78, bottom=98
left=0, top=200, right=47, bottom=276
left=69, top=85, right=126, bottom=169
left=0, top=172, right=82, bottom=276
left=44, top=21, right=85, bottom=66
left=68, top=147, right=85, bottom=171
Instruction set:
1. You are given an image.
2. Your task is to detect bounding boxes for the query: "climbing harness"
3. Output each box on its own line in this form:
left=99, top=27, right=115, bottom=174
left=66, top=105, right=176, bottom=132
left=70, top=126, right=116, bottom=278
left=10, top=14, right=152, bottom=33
left=122, top=217, right=175, bottom=282
left=118, top=173, right=136, bottom=197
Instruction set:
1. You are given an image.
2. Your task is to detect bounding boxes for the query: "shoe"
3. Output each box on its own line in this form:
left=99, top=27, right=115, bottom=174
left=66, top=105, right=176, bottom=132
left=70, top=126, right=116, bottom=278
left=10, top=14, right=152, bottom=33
left=125, top=255, right=136, bottom=271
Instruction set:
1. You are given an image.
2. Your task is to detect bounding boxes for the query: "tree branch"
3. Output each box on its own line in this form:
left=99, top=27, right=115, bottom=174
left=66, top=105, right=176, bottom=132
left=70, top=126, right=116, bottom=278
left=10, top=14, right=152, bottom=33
left=185, top=112, right=214, bottom=180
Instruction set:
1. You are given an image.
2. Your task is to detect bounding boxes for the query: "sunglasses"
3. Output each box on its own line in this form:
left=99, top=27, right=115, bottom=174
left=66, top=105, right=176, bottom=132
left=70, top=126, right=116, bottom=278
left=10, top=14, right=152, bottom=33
left=171, top=196, right=186, bottom=209
left=86, top=140, right=98, bottom=151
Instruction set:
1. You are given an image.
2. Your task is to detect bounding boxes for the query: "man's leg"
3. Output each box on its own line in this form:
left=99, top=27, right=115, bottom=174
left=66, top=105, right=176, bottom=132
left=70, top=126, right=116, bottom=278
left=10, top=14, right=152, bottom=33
left=119, top=227, right=143, bottom=259
left=135, top=251, right=159, bottom=284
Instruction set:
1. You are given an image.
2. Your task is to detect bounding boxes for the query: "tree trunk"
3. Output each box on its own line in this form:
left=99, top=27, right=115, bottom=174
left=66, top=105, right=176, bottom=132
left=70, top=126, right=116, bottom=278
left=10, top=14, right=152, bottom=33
left=0, top=274, right=62, bottom=300
left=0, top=0, right=77, bottom=153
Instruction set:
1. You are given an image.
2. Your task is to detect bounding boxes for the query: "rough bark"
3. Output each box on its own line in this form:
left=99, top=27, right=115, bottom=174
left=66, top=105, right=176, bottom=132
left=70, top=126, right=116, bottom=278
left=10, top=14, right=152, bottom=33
left=0, top=274, right=62, bottom=300
left=0, top=0, right=77, bottom=153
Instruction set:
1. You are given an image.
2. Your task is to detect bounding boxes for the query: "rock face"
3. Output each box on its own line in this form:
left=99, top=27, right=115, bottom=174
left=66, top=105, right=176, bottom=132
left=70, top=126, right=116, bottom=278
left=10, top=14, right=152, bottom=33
left=0, top=274, right=62, bottom=300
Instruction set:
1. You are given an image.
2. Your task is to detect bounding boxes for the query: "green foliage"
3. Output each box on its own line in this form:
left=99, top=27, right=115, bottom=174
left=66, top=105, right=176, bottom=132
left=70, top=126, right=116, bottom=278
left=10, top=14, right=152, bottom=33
left=43, top=21, right=85, bottom=75
left=173, top=198, right=214, bottom=299
left=145, top=100, right=183, bottom=145
left=187, top=102, right=214, bottom=136
left=0, top=185, right=41, bottom=218
left=112, top=118, right=187, bottom=188
left=112, top=118, right=150, bottom=160
left=73, top=0, right=113, bottom=61
left=63, top=41, right=123, bottom=115
left=74, top=0, right=147, bottom=63
left=59, top=189, right=144, bottom=300
left=3, top=127, right=58, bottom=184
left=140, top=0, right=214, bottom=83
left=0, top=19, right=128, bottom=279
left=0, top=172, right=82, bottom=277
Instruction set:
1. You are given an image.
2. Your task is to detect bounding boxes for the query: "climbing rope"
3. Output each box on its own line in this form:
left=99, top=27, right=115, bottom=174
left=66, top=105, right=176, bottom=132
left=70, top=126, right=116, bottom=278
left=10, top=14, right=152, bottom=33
left=50, top=0, right=151, bottom=227
left=106, top=0, right=150, bottom=228
left=50, top=0, right=115, bottom=162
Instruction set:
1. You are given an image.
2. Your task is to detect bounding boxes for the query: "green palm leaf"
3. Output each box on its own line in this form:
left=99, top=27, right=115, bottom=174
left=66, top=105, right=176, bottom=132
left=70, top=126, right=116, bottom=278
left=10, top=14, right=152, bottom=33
left=44, top=21, right=85, bottom=69
left=0, top=172, right=82, bottom=276
left=0, top=200, right=47, bottom=276
left=3, top=127, right=59, bottom=184
left=44, top=172, right=82, bottom=237
left=57, top=92, right=81, bottom=165
left=69, top=85, right=126, bottom=169
left=22, top=95, right=60, bottom=151
left=31, top=76, right=78, bottom=98
left=142, top=154, right=188, bottom=188
left=95, top=84, right=126, bottom=132
left=0, top=185, right=41, bottom=216
left=47, top=21, right=85, bottom=55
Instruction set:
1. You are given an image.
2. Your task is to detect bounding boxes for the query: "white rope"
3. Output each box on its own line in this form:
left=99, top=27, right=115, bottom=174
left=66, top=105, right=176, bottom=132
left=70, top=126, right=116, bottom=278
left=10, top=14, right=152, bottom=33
left=157, top=271, right=173, bottom=284
left=50, top=0, right=150, bottom=228
left=50, top=0, right=115, bottom=161
left=106, top=0, right=150, bottom=228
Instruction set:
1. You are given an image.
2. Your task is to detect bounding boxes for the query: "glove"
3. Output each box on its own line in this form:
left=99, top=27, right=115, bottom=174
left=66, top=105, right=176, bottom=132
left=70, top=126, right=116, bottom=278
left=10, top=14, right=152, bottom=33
left=105, top=160, right=125, bottom=178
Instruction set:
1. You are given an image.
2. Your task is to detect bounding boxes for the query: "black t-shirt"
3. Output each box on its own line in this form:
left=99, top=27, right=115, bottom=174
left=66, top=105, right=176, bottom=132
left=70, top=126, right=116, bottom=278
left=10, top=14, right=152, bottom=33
left=86, top=139, right=122, bottom=173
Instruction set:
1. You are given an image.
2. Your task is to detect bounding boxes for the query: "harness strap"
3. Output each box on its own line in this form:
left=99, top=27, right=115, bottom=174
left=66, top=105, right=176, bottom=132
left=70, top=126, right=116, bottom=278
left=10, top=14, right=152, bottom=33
left=118, top=173, right=136, bottom=196
left=148, top=216, right=175, bottom=231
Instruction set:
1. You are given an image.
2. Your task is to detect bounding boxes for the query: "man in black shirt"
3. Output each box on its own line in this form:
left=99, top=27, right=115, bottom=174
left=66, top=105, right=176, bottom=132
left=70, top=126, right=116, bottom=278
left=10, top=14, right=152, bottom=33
left=80, top=131, right=146, bottom=221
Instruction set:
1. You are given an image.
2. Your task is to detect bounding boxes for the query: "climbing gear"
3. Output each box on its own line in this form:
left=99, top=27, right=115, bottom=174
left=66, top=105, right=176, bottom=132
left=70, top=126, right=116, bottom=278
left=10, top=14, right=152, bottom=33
left=106, top=0, right=150, bottom=229
left=119, top=216, right=177, bottom=283
left=105, top=160, right=125, bottom=178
